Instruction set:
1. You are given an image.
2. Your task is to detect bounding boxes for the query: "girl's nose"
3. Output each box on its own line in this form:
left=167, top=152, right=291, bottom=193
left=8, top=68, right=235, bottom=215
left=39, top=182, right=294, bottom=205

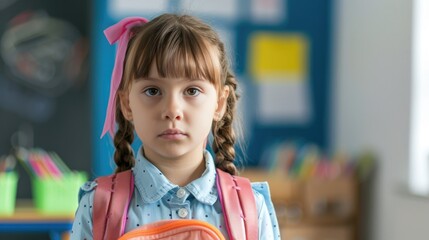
left=162, top=95, right=183, bottom=121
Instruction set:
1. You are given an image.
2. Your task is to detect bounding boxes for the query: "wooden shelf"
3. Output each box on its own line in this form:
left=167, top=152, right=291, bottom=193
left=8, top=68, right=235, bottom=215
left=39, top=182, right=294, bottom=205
left=241, top=169, right=360, bottom=240
left=0, top=199, right=73, bottom=240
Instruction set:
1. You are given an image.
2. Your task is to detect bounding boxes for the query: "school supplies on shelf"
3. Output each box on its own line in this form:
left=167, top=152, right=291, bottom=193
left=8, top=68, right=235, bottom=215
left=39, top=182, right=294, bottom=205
left=258, top=141, right=376, bottom=181
left=15, top=148, right=71, bottom=179
left=244, top=141, right=376, bottom=240
left=14, top=147, right=87, bottom=214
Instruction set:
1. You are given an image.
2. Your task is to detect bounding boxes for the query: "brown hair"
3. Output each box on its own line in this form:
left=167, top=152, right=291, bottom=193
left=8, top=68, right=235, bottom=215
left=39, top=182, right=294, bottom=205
left=114, top=14, right=241, bottom=175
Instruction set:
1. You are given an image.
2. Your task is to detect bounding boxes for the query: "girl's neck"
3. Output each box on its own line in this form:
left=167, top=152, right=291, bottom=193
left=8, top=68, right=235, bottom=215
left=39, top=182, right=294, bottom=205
left=142, top=148, right=206, bottom=187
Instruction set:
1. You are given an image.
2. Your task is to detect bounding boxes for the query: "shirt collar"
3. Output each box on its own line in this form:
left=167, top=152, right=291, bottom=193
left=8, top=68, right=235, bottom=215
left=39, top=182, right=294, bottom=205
left=133, top=147, right=217, bottom=205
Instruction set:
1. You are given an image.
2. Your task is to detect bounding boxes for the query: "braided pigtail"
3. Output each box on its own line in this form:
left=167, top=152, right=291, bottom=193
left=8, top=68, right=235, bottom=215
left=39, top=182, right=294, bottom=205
left=113, top=100, right=135, bottom=173
left=212, top=71, right=240, bottom=175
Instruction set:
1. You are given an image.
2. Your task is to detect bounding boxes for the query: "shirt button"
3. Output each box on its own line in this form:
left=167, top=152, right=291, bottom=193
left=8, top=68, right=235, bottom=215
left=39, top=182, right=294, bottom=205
left=176, top=188, right=187, bottom=198
left=177, top=208, right=188, bottom=218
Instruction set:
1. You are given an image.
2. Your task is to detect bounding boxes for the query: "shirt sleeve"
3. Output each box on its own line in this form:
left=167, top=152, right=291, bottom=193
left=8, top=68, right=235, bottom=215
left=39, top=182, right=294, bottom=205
left=70, top=181, right=97, bottom=240
left=252, top=182, right=282, bottom=240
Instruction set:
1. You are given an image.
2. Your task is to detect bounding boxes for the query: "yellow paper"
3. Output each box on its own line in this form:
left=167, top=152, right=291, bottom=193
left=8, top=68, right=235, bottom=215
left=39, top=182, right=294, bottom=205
left=249, top=33, right=308, bottom=82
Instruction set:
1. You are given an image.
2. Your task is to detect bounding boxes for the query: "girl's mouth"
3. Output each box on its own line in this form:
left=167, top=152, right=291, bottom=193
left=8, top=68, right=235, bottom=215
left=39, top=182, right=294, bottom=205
left=159, top=129, right=187, bottom=140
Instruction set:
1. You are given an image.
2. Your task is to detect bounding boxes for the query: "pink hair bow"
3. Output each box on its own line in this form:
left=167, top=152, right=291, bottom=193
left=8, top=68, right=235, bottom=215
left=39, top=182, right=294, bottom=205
left=101, top=17, right=148, bottom=138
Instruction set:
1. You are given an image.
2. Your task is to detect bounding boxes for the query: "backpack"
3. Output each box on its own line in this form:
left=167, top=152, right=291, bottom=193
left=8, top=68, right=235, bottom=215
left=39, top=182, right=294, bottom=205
left=93, top=168, right=258, bottom=240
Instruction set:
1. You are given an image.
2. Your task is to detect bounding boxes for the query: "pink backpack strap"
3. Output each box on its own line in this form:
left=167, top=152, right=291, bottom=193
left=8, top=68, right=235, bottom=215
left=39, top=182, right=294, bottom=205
left=93, top=170, right=134, bottom=240
left=216, top=169, right=259, bottom=240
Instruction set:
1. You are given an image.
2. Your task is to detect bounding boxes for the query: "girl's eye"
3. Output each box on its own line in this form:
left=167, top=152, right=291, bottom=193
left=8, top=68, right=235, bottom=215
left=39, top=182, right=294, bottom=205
left=143, top=88, right=161, bottom=96
left=185, top=88, right=201, bottom=96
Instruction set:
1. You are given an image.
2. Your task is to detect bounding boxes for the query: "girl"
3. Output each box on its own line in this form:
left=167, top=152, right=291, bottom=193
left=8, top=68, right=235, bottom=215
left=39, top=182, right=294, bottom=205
left=71, top=14, right=280, bottom=239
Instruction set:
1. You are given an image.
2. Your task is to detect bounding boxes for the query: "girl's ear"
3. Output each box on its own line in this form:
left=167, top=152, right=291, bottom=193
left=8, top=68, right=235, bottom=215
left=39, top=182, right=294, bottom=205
left=214, top=86, right=230, bottom=121
left=119, top=91, right=133, bottom=121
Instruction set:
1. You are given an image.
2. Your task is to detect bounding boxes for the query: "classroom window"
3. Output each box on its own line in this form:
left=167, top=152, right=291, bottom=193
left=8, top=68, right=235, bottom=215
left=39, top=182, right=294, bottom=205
left=409, top=0, right=429, bottom=196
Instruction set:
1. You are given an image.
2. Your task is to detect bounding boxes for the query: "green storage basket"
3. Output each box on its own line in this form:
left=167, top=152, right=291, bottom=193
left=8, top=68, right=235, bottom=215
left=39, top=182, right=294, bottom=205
left=0, top=172, right=18, bottom=215
left=32, top=171, right=87, bottom=214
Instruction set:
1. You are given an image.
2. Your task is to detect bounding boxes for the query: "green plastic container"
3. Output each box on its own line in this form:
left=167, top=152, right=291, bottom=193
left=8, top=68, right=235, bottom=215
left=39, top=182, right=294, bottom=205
left=0, top=172, right=18, bottom=215
left=32, top=172, right=87, bottom=214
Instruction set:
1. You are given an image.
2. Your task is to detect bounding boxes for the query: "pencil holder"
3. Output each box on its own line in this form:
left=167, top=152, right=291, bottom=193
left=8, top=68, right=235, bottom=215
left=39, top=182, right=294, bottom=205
left=32, top=171, right=87, bottom=214
left=0, top=172, right=18, bottom=215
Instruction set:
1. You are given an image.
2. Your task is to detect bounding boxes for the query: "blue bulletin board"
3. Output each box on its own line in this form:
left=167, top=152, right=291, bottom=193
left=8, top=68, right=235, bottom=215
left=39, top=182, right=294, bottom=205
left=91, top=0, right=333, bottom=177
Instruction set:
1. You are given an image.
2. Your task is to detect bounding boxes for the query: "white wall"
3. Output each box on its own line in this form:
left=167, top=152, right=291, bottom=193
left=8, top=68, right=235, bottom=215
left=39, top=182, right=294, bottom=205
left=332, top=0, right=429, bottom=239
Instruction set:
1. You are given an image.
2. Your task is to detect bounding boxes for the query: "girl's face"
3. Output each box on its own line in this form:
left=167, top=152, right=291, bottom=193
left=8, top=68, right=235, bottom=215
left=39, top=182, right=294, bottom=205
left=120, top=62, right=228, bottom=163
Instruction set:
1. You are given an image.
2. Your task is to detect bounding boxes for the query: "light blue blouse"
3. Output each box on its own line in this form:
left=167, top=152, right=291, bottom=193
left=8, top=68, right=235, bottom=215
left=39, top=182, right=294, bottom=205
left=70, top=148, right=281, bottom=239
